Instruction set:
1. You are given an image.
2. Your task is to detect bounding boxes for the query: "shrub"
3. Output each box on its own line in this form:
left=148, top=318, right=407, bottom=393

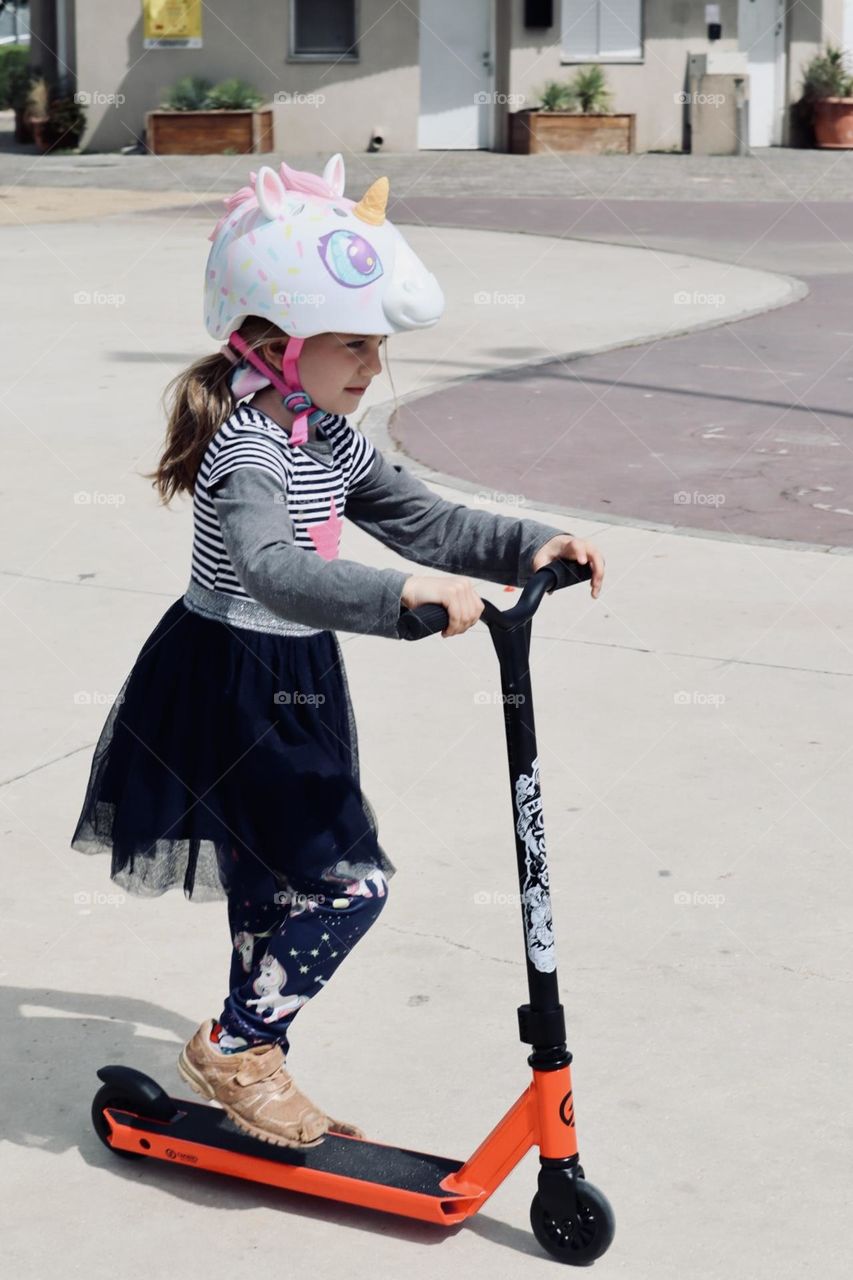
left=0, top=42, right=29, bottom=109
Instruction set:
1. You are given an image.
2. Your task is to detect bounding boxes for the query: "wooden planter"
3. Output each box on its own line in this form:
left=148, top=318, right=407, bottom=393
left=812, top=97, right=853, bottom=148
left=145, top=107, right=274, bottom=155
left=509, top=109, right=635, bottom=155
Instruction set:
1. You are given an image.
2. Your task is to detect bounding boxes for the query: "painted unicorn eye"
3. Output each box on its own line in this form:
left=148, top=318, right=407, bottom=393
left=317, top=230, right=383, bottom=289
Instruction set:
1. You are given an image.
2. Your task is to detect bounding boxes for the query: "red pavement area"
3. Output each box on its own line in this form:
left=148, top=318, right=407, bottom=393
left=391, top=199, right=853, bottom=548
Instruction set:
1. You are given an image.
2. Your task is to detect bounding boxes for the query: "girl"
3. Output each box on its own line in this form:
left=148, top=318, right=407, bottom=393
left=71, top=155, right=605, bottom=1151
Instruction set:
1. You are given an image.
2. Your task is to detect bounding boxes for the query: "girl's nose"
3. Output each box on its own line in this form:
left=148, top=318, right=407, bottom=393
left=361, top=343, right=383, bottom=377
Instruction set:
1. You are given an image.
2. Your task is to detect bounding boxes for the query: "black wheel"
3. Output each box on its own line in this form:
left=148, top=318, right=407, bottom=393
left=530, top=1178, right=615, bottom=1265
left=91, top=1084, right=148, bottom=1160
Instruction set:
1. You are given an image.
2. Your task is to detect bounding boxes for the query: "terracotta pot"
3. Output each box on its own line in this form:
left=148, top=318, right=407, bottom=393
left=509, top=109, right=635, bottom=155
left=28, top=115, right=50, bottom=152
left=812, top=97, right=853, bottom=148
left=145, top=108, right=274, bottom=155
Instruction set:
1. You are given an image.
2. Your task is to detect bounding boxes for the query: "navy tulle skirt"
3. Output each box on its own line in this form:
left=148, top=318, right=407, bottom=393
left=70, top=594, right=396, bottom=902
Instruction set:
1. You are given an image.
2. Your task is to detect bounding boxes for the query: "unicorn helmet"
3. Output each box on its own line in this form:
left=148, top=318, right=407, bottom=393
left=204, top=153, right=444, bottom=341
left=204, top=154, right=444, bottom=444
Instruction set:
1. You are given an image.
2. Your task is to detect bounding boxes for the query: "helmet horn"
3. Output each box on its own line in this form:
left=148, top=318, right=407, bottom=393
left=352, top=176, right=389, bottom=226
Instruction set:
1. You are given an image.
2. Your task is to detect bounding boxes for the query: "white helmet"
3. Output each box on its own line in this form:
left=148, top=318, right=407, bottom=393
left=205, top=154, right=444, bottom=444
left=204, top=153, right=445, bottom=340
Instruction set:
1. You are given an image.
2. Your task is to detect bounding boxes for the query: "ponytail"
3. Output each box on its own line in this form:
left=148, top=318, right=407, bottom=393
left=143, top=315, right=285, bottom=504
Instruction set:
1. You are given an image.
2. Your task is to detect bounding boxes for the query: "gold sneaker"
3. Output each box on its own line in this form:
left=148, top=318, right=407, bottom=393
left=177, top=1019, right=365, bottom=1148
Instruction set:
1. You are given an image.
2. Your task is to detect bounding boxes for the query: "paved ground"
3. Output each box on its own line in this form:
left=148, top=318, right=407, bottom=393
left=393, top=200, right=853, bottom=547
left=1, top=144, right=851, bottom=1279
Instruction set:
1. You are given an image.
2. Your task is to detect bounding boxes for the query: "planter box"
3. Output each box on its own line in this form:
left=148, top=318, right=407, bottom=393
left=812, top=97, right=853, bottom=148
left=509, top=109, right=635, bottom=155
left=146, top=107, right=274, bottom=155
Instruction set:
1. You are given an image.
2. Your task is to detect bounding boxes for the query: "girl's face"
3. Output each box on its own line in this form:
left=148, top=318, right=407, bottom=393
left=264, top=331, right=384, bottom=417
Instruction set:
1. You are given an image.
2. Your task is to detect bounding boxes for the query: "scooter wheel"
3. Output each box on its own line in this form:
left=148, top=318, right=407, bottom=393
left=91, top=1084, right=149, bottom=1160
left=530, top=1178, right=615, bottom=1265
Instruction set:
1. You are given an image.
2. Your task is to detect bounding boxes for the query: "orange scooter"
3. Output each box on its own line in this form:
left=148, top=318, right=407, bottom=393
left=91, top=560, right=615, bottom=1265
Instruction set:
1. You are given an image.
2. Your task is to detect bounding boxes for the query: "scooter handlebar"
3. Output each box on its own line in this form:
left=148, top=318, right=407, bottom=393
left=396, top=559, right=593, bottom=641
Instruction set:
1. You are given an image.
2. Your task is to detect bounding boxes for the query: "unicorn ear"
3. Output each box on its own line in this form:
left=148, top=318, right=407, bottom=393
left=256, top=166, right=288, bottom=219
left=323, top=153, right=346, bottom=198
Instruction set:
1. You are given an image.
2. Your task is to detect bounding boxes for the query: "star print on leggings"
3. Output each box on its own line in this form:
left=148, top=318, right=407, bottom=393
left=287, top=929, right=344, bottom=979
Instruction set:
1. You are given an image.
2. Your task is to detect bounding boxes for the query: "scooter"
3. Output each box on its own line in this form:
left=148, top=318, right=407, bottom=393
left=91, top=560, right=615, bottom=1265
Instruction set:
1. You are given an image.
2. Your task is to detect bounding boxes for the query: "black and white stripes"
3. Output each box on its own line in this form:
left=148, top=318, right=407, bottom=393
left=190, top=402, right=376, bottom=598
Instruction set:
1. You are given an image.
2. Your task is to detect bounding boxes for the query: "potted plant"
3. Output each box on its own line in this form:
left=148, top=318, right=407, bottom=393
left=798, top=44, right=853, bottom=148
left=509, top=65, right=635, bottom=155
left=42, top=91, right=87, bottom=152
left=146, top=75, right=274, bottom=155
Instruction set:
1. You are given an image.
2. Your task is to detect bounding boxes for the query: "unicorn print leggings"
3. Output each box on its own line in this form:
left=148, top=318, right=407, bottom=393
left=214, top=844, right=389, bottom=1055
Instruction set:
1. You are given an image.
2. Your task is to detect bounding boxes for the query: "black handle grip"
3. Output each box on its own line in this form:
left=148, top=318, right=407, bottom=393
left=396, top=559, right=593, bottom=641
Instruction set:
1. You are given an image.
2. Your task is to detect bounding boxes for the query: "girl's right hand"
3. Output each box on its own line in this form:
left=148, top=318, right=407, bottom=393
left=401, top=574, right=485, bottom=638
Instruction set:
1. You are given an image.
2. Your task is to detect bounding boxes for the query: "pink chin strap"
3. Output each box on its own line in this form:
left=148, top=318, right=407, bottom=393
left=226, top=331, right=311, bottom=446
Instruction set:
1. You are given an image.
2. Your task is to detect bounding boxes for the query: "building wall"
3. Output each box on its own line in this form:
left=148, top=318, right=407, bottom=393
left=70, top=0, right=420, bottom=154
left=507, top=0, right=741, bottom=154
left=31, top=1, right=849, bottom=155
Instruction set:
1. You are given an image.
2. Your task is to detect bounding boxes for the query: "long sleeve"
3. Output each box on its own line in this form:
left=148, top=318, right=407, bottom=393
left=344, top=448, right=570, bottom=587
left=210, top=466, right=410, bottom=639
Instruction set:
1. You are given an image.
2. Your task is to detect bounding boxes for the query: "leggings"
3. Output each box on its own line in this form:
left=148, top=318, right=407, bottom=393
left=214, top=844, right=389, bottom=1055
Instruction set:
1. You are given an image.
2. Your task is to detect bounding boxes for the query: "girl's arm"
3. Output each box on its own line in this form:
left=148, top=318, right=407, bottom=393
left=344, top=448, right=571, bottom=587
left=210, top=466, right=409, bottom=638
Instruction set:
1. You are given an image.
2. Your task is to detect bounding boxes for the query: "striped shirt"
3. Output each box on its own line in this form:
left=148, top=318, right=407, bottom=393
left=190, top=402, right=376, bottom=598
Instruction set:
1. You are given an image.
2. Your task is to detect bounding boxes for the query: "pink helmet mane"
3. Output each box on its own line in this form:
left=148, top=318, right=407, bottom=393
left=208, top=159, right=345, bottom=242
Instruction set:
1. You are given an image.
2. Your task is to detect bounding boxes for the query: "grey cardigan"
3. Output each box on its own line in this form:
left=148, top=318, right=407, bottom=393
left=210, top=439, right=568, bottom=639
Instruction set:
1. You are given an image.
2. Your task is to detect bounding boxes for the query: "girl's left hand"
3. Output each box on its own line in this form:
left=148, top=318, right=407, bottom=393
left=531, top=535, right=605, bottom=599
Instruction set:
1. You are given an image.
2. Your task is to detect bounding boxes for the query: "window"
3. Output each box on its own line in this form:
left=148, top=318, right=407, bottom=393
left=291, top=0, right=357, bottom=60
left=560, top=0, right=643, bottom=63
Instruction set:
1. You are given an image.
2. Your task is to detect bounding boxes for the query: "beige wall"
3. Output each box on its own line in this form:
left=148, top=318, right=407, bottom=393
left=507, top=0, right=739, bottom=153
left=31, top=1, right=844, bottom=155
left=71, top=0, right=420, bottom=154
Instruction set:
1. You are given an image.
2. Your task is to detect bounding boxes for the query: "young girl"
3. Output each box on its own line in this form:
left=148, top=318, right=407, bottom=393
left=71, top=154, right=604, bottom=1151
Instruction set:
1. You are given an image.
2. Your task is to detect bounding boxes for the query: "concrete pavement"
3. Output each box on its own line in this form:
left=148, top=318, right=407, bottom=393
left=1, top=155, right=851, bottom=1279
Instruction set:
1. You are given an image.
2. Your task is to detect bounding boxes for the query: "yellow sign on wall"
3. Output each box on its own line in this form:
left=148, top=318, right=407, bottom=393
left=143, top=0, right=203, bottom=49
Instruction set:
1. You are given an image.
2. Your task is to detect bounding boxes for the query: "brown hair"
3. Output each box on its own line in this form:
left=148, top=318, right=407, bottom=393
left=143, top=320, right=396, bottom=505
left=143, top=315, right=284, bottom=505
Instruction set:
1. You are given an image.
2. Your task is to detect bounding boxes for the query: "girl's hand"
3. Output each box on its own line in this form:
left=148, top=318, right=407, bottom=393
left=401, top=574, right=485, bottom=638
left=531, top=535, right=605, bottom=599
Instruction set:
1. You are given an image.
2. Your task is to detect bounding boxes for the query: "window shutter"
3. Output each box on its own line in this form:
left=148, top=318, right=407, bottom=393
left=561, top=0, right=642, bottom=59
left=561, top=0, right=599, bottom=60
left=599, top=0, right=641, bottom=58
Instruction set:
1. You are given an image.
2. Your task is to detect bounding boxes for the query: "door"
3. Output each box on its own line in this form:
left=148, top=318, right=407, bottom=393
left=738, top=0, right=786, bottom=146
left=418, top=0, right=493, bottom=149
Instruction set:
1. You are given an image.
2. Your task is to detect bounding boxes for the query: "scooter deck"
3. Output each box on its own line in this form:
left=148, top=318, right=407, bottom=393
left=102, top=1094, right=484, bottom=1225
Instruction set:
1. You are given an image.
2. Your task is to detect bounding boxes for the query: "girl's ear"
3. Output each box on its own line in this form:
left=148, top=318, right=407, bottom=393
left=260, top=338, right=287, bottom=371
left=323, top=152, right=346, bottom=197
left=255, top=166, right=288, bottom=219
